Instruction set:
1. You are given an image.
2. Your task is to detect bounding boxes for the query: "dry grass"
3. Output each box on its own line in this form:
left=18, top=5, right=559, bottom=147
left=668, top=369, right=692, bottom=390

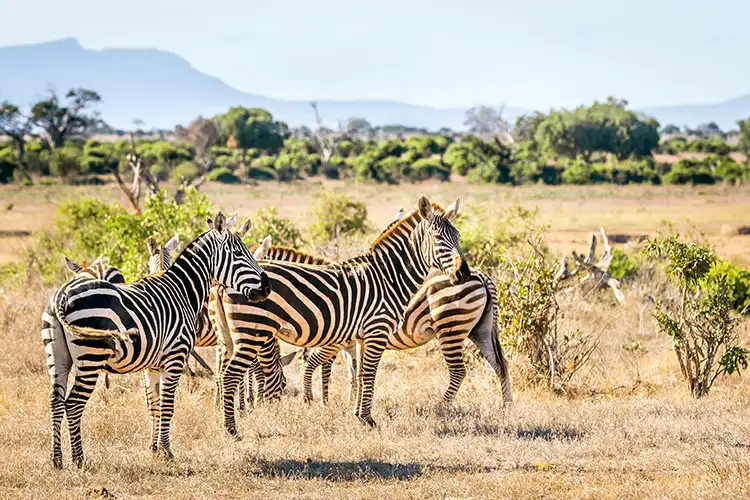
left=1, top=183, right=750, bottom=498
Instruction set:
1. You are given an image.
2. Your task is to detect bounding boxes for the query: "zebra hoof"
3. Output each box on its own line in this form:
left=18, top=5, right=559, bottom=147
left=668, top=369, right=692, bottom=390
left=72, top=456, right=84, bottom=469
left=150, top=443, right=159, bottom=453
left=358, top=415, right=377, bottom=427
left=52, top=457, right=63, bottom=470
left=154, top=445, right=174, bottom=460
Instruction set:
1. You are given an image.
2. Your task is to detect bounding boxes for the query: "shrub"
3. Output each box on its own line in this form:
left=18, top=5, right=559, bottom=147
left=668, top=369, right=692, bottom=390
left=453, top=203, right=538, bottom=270
left=644, top=236, right=749, bottom=397
left=497, top=231, right=598, bottom=390
left=0, top=148, right=17, bottom=184
left=241, top=206, right=304, bottom=248
left=309, top=192, right=370, bottom=243
left=48, top=145, right=82, bottom=180
left=609, top=248, right=638, bottom=280
left=248, top=155, right=277, bottom=180
left=18, top=187, right=213, bottom=285
left=170, top=162, right=201, bottom=183
left=662, top=159, right=716, bottom=185
left=205, top=167, right=242, bottom=184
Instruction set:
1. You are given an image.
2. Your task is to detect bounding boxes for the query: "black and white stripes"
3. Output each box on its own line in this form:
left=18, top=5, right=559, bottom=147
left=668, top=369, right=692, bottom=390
left=43, top=211, right=270, bottom=468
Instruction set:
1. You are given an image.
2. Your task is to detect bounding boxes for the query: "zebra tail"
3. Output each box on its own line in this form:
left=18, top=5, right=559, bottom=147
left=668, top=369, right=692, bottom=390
left=54, top=289, right=134, bottom=345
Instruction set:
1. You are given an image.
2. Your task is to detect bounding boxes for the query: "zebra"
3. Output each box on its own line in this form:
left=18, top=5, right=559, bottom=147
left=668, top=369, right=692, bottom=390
left=213, top=195, right=470, bottom=437
left=253, top=208, right=513, bottom=407
left=43, top=211, right=270, bottom=468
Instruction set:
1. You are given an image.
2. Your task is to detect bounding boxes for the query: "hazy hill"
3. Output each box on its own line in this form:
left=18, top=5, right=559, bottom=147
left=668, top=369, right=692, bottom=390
left=1, top=38, right=747, bottom=131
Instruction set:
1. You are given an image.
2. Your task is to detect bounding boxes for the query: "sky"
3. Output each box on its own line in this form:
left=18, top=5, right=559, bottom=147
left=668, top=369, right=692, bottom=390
left=0, top=0, right=748, bottom=110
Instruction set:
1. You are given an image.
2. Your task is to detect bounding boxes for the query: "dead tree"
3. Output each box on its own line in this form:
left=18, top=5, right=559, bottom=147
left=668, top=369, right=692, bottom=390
left=556, top=227, right=625, bottom=303
left=114, top=151, right=205, bottom=213
left=174, top=117, right=220, bottom=172
left=310, top=102, right=343, bottom=165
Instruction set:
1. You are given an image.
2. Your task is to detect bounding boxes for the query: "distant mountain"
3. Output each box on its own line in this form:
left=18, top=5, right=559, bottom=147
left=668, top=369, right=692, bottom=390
left=0, top=38, right=526, bottom=130
left=0, top=38, right=747, bottom=132
left=640, top=95, right=750, bottom=132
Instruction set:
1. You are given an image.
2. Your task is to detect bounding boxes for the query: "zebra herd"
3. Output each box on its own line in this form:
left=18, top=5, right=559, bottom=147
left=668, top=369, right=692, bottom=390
left=42, top=195, right=513, bottom=469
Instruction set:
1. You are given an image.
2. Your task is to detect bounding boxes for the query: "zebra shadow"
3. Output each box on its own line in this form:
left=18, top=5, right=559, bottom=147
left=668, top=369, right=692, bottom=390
left=435, top=422, right=586, bottom=441
left=246, top=457, right=423, bottom=481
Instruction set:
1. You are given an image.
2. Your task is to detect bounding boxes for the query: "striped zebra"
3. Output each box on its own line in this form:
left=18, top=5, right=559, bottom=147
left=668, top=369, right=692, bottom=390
left=253, top=209, right=513, bottom=407
left=43, top=211, right=270, bottom=468
left=214, top=195, right=470, bottom=436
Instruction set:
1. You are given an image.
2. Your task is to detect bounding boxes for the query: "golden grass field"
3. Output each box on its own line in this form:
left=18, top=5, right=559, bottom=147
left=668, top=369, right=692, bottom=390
left=0, top=181, right=749, bottom=499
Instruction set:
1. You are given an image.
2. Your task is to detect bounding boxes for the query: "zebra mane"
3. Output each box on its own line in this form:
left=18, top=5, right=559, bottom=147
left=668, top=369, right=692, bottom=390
left=249, top=243, right=332, bottom=265
left=368, top=202, right=445, bottom=252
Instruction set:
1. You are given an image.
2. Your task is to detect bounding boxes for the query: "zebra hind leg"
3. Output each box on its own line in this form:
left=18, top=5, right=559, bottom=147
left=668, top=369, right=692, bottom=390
left=303, top=345, right=340, bottom=403
left=437, top=333, right=468, bottom=403
left=320, top=359, right=333, bottom=405
left=43, top=318, right=72, bottom=470
left=65, top=370, right=102, bottom=468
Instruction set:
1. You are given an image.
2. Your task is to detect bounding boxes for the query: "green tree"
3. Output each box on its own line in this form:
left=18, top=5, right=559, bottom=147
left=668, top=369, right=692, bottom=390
left=30, top=88, right=102, bottom=148
left=0, top=101, right=33, bottom=179
left=738, top=117, right=750, bottom=160
left=215, top=107, right=290, bottom=171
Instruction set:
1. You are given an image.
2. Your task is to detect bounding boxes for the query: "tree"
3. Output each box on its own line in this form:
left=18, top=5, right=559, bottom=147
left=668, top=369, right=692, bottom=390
left=343, top=117, right=374, bottom=139
left=174, top=117, right=220, bottom=172
left=310, top=102, right=343, bottom=167
left=214, top=107, right=289, bottom=171
left=661, top=124, right=681, bottom=135
left=30, top=88, right=102, bottom=148
left=0, top=101, right=33, bottom=176
left=738, top=118, right=750, bottom=160
left=463, top=105, right=513, bottom=145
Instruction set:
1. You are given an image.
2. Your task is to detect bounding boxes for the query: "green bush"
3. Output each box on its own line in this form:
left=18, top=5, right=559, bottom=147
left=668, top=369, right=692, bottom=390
left=205, top=167, right=242, bottom=184
left=453, top=203, right=538, bottom=270
left=609, top=248, right=638, bottom=280
left=241, top=206, right=304, bottom=248
left=309, top=192, right=370, bottom=243
left=170, top=162, right=201, bottom=183
left=48, top=145, right=82, bottom=180
left=0, top=148, right=17, bottom=184
left=662, top=159, right=716, bottom=185
left=19, top=187, right=213, bottom=285
left=80, top=140, right=119, bottom=174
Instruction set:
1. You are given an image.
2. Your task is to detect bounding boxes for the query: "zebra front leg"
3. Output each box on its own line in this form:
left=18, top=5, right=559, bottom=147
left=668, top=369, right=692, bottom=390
left=437, top=333, right=467, bottom=403
left=154, top=354, right=188, bottom=460
left=340, top=343, right=358, bottom=407
left=303, top=345, right=341, bottom=403
left=144, top=369, right=161, bottom=452
left=65, top=370, right=101, bottom=468
left=354, top=335, right=388, bottom=427
left=221, top=344, right=259, bottom=439
left=320, top=358, right=333, bottom=405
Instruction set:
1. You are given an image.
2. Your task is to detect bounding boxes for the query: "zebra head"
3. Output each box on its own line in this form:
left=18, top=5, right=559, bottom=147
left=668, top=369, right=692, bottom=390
left=416, top=195, right=470, bottom=285
left=206, top=211, right=271, bottom=302
left=63, top=255, right=126, bottom=284
left=146, top=233, right=180, bottom=275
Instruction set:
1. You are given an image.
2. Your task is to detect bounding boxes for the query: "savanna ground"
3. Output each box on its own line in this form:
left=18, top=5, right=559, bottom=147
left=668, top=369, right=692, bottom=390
left=0, top=181, right=749, bottom=499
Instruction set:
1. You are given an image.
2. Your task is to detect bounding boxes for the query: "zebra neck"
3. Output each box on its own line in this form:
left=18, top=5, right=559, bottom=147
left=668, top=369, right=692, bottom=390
left=161, top=232, right=214, bottom=315
left=372, top=232, right=431, bottom=309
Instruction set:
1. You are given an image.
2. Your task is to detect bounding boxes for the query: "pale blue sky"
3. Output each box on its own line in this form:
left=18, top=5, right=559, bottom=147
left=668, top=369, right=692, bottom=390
left=0, top=0, right=747, bottom=110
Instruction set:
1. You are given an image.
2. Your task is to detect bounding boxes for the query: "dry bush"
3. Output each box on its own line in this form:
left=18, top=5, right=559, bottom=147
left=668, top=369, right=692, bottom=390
left=496, top=231, right=598, bottom=392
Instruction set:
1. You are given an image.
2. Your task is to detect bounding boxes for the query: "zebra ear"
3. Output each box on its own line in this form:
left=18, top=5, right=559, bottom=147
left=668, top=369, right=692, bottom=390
left=146, top=236, right=160, bottom=256
left=164, top=233, right=180, bottom=254
left=212, top=212, right=227, bottom=233
left=418, top=196, right=433, bottom=219
left=225, top=214, right=237, bottom=232
left=92, top=255, right=109, bottom=267
left=253, top=235, right=272, bottom=259
left=64, top=256, right=83, bottom=274
left=392, top=205, right=406, bottom=222
left=443, top=196, right=460, bottom=221
left=235, top=217, right=253, bottom=239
